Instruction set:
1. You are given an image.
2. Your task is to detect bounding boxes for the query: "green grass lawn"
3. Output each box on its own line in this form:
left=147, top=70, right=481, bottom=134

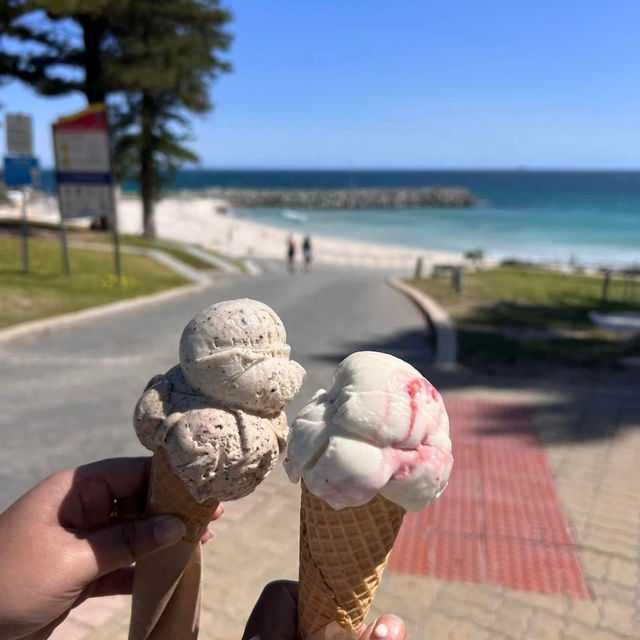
left=0, top=235, right=188, bottom=329
left=408, top=266, right=640, bottom=367
left=77, top=230, right=215, bottom=270
left=0, top=220, right=217, bottom=270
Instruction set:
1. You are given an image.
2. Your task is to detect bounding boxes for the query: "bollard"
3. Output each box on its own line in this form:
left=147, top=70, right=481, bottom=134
left=414, top=256, right=423, bottom=279
left=601, top=270, right=611, bottom=308
left=453, top=266, right=464, bottom=293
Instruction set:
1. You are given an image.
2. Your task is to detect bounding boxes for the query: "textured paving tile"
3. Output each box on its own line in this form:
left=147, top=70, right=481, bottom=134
left=389, top=399, right=590, bottom=598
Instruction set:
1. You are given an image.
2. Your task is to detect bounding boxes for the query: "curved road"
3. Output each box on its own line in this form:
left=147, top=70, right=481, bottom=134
left=0, top=264, right=432, bottom=510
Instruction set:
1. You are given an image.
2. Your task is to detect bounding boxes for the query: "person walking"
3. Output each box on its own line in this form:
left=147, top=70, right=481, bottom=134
left=302, top=235, right=313, bottom=273
left=287, top=234, right=296, bottom=273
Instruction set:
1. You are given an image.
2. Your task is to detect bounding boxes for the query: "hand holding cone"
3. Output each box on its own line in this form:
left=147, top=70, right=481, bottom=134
left=129, top=299, right=305, bottom=639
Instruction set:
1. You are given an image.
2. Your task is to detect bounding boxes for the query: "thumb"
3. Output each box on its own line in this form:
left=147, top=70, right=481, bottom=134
left=359, top=615, right=406, bottom=640
left=82, top=515, right=187, bottom=577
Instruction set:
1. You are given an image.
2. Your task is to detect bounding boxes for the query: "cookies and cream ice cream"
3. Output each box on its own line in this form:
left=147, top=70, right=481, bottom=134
left=179, top=298, right=305, bottom=415
left=134, top=298, right=305, bottom=503
left=285, top=351, right=452, bottom=511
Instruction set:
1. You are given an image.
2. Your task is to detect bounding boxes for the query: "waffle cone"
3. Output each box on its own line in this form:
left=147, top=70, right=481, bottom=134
left=297, top=482, right=405, bottom=639
left=148, top=450, right=220, bottom=543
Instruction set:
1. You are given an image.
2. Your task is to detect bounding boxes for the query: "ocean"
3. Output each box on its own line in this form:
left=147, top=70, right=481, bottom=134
left=40, top=169, right=640, bottom=267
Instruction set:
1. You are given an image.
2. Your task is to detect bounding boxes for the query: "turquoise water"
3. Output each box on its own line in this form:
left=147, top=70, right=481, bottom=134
left=235, top=204, right=632, bottom=266
left=225, top=171, right=640, bottom=268
left=42, top=169, right=640, bottom=267
left=238, top=201, right=639, bottom=267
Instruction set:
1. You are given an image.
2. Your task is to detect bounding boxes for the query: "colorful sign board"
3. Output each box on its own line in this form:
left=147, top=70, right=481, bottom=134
left=52, top=104, right=113, bottom=219
left=3, top=155, right=39, bottom=187
left=5, top=113, right=33, bottom=156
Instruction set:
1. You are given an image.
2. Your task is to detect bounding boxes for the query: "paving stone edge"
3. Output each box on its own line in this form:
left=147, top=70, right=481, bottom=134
left=387, top=277, right=458, bottom=369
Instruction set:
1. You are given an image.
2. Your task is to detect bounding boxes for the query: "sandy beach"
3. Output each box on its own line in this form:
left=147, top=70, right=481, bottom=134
left=1, top=192, right=465, bottom=271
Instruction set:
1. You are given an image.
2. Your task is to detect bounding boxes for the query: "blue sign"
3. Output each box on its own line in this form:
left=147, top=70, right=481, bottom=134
left=4, top=155, right=38, bottom=187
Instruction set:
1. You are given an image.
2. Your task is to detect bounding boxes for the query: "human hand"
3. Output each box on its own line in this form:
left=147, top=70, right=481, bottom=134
left=0, top=457, right=223, bottom=640
left=242, top=581, right=406, bottom=640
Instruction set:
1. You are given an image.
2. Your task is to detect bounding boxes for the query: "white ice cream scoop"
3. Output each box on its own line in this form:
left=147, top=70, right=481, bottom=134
left=285, top=351, right=453, bottom=511
left=179, top=298, right=306, bottom=414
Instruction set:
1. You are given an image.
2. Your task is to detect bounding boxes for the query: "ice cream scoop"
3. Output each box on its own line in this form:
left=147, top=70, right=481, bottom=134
left=179, top=298, right=306, bottom=415
left=285, top=350, right=452, bottom=511
left=135, top=365, right=288, bottom=502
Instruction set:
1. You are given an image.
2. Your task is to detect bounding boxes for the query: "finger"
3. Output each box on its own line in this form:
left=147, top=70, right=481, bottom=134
left=58, top=458, right=151, bottom=529
left=112, top=494, right=148, bottom=522
left=75, top=457, right=152, bottom=499
left=241, top=580, right=298, bottom=640
left=79, top=515, right=186, bottom=578
left=72, top=567, right=135, bottom=608
left=359, top=615, right=406, bottom=640
left=200, top=504, right=225, bottom=543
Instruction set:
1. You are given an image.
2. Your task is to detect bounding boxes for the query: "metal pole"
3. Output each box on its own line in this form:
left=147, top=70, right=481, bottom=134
left=52, top=122, right=71, bottom=276
left=109, top=185, right=122, bottom=286
left=60, top=216, right=71, bottom=276
left=21, top=187, right=29, bottom=274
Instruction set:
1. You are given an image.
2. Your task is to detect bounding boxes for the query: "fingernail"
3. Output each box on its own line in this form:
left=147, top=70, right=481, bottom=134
left=372, top=615, right=404, bottom=639
left=152, top=516, right=186, bottom=545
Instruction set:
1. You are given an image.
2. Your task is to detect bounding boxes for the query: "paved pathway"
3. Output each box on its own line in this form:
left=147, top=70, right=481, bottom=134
left=2, top=265, right=638, bottom=639
left=56, top=376, right=640, bottom=640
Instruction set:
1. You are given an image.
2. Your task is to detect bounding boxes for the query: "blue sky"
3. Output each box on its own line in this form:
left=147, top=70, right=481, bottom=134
left=2, top=0, right=640, bottom=169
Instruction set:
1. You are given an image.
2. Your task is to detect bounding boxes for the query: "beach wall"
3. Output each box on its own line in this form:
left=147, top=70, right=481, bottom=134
left=206, top=186, right=476, bottom=209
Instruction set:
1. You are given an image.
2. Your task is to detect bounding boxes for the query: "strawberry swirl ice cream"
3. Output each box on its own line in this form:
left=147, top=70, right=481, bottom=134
left=285, top=351, right=453, bottom=511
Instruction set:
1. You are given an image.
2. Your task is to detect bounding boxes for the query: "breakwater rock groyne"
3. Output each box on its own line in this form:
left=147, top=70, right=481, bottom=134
left=207, top=186, right=476, bottom=209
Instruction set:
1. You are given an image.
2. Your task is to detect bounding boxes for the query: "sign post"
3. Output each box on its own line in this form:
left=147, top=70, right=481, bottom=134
left=52, top=104, right=120, bottom=283
left=4, top=113, right=36, bottom=274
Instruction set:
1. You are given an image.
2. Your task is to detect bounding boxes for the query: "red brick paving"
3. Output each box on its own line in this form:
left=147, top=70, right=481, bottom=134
left=388, top=399, right=590, bottom=599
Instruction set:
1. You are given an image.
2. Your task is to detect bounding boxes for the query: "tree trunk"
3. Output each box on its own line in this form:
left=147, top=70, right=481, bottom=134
left=80, top=16, right=106, bottom=105
left=141, top=93, right=156, bottom=238
left=81, top=15, right=110, bottom=229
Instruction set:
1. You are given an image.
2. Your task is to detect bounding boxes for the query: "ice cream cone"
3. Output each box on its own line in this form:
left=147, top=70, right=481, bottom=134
left=297, top=482, right=406, bottom=639
left=147, top=450, right=220, bottom=543
left=128, top=451, right=220, bottom=640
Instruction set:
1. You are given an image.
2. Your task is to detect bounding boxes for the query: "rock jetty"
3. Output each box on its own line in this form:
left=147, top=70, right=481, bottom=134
left=207, top=187, right=476, bottom=209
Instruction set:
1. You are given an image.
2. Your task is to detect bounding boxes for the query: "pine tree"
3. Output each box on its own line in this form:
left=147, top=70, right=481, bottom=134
left=109, top=0, right=231, bottom=236
left=0, top=0, right=232, bottom=235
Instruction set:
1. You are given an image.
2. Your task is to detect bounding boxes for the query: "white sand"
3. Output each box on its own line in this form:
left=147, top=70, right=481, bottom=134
left=1, top=192, right=464, bottom=271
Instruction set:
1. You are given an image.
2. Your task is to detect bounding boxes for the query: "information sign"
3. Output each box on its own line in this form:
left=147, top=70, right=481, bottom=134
left=5, top=113, right=33, bottom=156
left=4, top=155, right=38, bottom=187
left=52, top=105, right=112, bottom=219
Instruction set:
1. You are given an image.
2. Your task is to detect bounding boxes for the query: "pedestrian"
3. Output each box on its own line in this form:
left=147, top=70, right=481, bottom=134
left=0, top=457, right=407, bottom=640
left=302, top=235, right=313, bottom=273
left=287, top=234, right=296, bottom=273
